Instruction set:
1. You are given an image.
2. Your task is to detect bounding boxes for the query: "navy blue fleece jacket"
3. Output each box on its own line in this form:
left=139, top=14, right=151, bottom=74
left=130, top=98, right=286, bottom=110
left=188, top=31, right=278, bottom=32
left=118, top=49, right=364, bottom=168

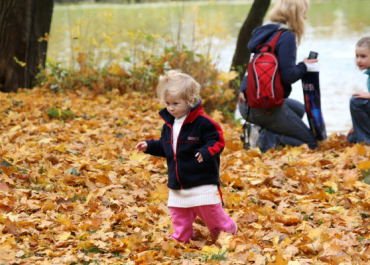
left=240, top=22, right=307, bottom=98
left=144, top=100, right=225, bottom=190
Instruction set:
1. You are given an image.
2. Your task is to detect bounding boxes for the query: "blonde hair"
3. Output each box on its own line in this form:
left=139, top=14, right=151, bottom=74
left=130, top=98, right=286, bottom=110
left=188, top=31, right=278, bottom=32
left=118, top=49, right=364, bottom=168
left=156, top=70, right=201, bottom=107
left=357, top=37, right=370, bottom=50
left=268, top=0, right=310, bottom=45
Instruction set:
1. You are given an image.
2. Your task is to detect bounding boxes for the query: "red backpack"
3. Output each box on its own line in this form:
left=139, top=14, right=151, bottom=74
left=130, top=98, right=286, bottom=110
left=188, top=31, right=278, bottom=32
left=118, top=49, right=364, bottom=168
left=246, top=30, right=284, bottom=109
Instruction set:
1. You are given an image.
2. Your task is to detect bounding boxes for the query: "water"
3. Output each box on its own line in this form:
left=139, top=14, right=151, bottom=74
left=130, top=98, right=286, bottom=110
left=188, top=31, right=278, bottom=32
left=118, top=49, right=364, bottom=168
left=48, top=0, right=370, bottom=134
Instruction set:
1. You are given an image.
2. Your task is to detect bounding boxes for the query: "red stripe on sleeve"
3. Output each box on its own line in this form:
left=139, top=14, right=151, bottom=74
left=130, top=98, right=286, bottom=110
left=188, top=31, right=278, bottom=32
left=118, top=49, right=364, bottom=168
left=202, top=115, right=225, bottom=156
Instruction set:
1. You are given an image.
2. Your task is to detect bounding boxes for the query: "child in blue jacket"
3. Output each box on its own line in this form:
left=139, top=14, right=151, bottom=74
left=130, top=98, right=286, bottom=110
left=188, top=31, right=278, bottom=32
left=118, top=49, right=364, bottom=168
left=347, top=37, right=370, bottom=143
left=136, top=70, right=237, bottom=242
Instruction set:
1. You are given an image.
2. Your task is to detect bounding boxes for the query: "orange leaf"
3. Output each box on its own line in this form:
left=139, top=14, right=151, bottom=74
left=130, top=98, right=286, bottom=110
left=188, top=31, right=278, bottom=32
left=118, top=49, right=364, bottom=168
left=4, top=217, right=17, bottom=234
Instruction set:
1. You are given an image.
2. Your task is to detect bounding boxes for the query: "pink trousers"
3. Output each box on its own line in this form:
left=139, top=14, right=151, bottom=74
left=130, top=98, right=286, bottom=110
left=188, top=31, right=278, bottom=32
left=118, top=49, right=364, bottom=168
left=170, top=204, right=237, bottom=243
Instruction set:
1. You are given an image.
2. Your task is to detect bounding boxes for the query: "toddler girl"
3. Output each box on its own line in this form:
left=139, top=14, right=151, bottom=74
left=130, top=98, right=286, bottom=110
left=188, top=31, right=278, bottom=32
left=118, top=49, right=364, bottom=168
left=136, top=70, right=237, bottom=242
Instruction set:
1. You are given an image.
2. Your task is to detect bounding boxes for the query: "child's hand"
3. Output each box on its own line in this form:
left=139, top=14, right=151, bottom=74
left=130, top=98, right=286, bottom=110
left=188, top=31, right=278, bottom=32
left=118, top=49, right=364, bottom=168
left=303, top=57, right=319, bottom=64
left=347, top=127, right=354, bottom=139
left=195, top=152, right=203, bottom=163
left=353, top=92, right=370, bottom=100
left=136, top=141, right=148, bottom=153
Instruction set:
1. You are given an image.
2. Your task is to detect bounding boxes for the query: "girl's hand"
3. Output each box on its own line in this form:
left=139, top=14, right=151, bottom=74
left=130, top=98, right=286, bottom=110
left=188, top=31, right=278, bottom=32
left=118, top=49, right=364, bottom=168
left=195, top=152, right=203, bottom=163
left=347, top=127, right=354, bottom=139
left=303, top=57, right=319, bottom=64
left=238, top=92, right=246, bottom=104
left=353, top=92, right=370, bottom=100
left=136, top=141, right=148, bottom=153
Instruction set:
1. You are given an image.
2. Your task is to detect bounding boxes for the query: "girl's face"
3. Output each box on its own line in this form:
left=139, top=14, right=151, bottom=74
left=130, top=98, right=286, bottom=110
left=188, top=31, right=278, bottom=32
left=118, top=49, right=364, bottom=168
left=356, top=46, right=370, bottom=70
left=165, top=94, right=190, bottom=119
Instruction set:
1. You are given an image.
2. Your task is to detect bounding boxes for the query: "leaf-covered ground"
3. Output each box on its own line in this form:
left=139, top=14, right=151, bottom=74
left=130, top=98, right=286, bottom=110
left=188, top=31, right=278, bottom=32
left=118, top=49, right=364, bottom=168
left=1, top=88, right=370, bottom=265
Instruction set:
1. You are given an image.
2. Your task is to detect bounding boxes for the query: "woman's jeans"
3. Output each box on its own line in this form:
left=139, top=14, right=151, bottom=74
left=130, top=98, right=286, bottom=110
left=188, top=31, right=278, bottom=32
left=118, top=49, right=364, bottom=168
left=238, top=98, right=318, bottom=151
left=348, top=96, right=370, bottom=144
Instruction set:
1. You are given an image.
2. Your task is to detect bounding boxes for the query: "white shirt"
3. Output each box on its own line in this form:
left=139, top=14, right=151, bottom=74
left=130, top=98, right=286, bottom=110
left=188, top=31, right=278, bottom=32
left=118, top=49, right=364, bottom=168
left=172, top=115, right=186, bottom=153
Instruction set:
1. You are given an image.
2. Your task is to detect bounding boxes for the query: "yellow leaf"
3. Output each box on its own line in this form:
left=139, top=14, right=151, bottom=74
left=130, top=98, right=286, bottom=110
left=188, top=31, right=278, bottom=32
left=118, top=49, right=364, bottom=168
left=43, top=112, right=50, bottom=122
left=211, top=110, right=224, bottom=123
left=38, top=138, right=55, bottom=144
left=357, top=145, right=367, bottom=156
left=94, top=164, right=113, bottom=171
left=58, top=231, right=71, bottom=241
left=223, top=88, right=235, bottom=101
left=249, top=179, right=264, bottom=185
left=276, top=214, right=300, bottom=225
left=275, top=252, right=289, bottom=265
left=326, top=206, right=346, bottom=214
left=228, top=193, right=241, bottom=206
left=158, top=217, right=172, bottom=230
left=358, top=161, right=370, bottom=170
left=55, top=143, right=67, bottom=153
left=287, top=146, right=303, bottom=155
left=0, top=173, right=15, bottom=184
left=42, top=200, right=56, bottom=213
left=105, top=36, right=112, bottom=45
left=252, top=223, right=262, bottom=229
left=201, top=245, right=220, bottom=256
left=281, top=237, right=293, bottom=247
left=304, top=224, right=325, bottom=240
left=148, top=184, right=168, bottom=204
left=0, top=248, right=16, bottom=260
left=323, top=181, right=338, bottom=192
left=10, top=125, right=21, bottom=132
left=217, top=71, right=238, bottom=84
left=129, top=153, right=146, bottom=162
left=38, top=178, right=51, bottom=185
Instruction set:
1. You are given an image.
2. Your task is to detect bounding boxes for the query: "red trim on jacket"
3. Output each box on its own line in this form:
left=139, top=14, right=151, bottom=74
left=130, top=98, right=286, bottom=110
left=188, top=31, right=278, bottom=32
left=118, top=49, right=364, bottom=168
left=201, top=114, right=225, bottom=156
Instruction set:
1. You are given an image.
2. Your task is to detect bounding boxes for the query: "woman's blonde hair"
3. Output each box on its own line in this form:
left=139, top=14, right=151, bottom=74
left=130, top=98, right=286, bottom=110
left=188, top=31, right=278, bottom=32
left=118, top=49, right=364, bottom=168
left=268, top=0, right=310, bottom=45
left=357, top=37, right=370, bottom=50
left=156, top=70, right=201, bottom=107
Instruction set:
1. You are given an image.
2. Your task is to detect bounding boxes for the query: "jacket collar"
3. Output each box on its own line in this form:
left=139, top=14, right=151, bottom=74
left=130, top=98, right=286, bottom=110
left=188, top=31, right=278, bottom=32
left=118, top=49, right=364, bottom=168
left=365, top=68, right=370, bottom=76
left=159, top=100, right=204, bottom=126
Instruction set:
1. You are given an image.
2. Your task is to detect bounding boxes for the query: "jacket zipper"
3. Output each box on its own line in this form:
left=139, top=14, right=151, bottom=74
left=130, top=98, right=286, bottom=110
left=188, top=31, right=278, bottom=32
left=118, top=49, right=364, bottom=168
left=172, top=110, right=192, bottom=189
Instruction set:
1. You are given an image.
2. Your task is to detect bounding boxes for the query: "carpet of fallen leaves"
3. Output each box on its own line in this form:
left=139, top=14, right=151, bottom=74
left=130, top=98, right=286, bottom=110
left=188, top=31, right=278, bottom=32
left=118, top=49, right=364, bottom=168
left=1, top=87, right=370, bottom=265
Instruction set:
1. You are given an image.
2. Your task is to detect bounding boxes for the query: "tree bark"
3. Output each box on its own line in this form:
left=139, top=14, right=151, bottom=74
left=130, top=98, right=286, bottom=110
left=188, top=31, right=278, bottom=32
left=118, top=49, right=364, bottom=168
left=230, top=0, right=271, bottom=93
left=0, top=0, right=54, bottom=93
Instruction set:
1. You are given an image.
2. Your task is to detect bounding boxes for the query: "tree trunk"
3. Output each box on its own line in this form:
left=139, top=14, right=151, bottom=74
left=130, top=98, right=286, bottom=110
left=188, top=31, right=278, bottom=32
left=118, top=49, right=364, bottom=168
left=0, top=0, right=54, bottom=93
left=230, top=0, right=271, bottom=94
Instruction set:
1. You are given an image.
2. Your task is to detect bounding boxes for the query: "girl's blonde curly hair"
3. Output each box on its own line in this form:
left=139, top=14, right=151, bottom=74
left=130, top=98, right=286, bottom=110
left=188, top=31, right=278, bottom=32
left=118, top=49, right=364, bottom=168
left=156, top=70, right=201, bottom=107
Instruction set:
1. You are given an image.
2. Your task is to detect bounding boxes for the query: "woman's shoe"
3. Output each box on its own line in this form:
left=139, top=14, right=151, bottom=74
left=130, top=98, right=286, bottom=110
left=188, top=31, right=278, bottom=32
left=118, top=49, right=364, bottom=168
left=241, top=123, right=261, bottom=150
left=241, top=123, right=251, bottom=150
left=249, top=124, right=261, bottom=148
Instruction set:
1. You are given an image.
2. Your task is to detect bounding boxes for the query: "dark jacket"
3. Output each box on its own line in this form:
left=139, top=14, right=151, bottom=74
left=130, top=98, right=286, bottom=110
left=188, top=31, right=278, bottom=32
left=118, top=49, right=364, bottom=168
left=240, top=22, right=307, bottom=99
left=145, top=100, right=225, bottom=190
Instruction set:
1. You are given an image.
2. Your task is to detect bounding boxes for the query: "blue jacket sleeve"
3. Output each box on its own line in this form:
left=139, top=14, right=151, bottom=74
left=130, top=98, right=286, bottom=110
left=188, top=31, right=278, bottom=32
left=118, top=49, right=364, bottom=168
left=239, top=75, right=248, bottom=93
left=144, top=124, right=166, bottom=158
left=276, top=31, right=307, bottom=85
left=196, top=118, right=225, bottom=162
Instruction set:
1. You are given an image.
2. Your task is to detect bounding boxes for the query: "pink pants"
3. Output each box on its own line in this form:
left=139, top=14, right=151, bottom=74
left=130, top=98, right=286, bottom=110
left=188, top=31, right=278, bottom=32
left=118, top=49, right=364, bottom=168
left=170, top=204, right=237, bottom=243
